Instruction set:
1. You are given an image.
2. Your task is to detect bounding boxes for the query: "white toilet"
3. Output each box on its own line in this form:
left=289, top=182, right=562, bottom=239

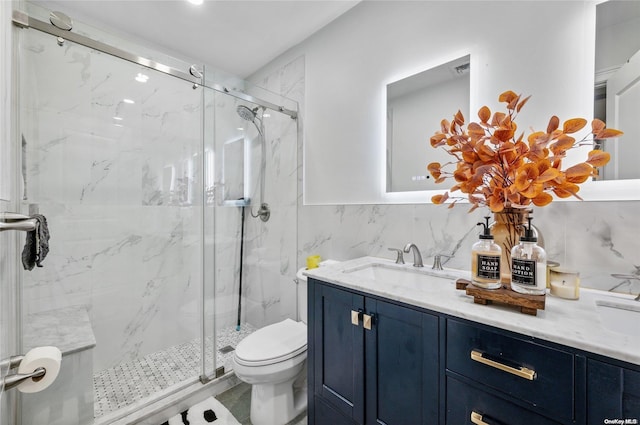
left=232, top=267, right=311, bottom=425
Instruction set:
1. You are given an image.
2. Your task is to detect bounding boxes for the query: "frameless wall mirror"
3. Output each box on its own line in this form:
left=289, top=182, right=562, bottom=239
left=386, top=55, right=470, bottom=193
left=594, top=0, right=640, bottom=182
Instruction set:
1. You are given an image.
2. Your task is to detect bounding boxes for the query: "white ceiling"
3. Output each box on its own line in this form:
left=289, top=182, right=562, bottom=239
left=31, top=0, right=360, bottom=78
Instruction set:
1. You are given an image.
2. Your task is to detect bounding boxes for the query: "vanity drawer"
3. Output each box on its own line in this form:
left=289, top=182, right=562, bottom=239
left=446, top=376, right=562, bottom=425
left=446, top=319, right=575, bottom=422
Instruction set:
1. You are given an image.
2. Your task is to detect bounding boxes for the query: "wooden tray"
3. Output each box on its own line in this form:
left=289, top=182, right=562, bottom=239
left=455, top=278, right=545, bottom=316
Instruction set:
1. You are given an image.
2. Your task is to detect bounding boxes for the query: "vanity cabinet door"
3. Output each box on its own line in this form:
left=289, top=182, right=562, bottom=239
left=311, top=280, right=366, bottom=424
left=364, top=298, right=439, bottom=425
left=309, top=279, right=440, bottom=425
left=587, top=359, right=640, bottom=425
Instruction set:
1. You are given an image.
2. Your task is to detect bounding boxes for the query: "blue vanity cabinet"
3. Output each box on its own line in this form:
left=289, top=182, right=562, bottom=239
left=308, top=278, right=439, bottom=425
left=307, top=275, right=640, bottom=425
left=587, top=358, right=640, bottom=424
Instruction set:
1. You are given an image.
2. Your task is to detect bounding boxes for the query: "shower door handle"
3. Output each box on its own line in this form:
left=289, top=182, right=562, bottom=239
left=0, top=213, right=36, bottom=232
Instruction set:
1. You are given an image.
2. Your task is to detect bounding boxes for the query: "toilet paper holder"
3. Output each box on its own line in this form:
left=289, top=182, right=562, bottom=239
left=1, top=354, right=46, bottom=392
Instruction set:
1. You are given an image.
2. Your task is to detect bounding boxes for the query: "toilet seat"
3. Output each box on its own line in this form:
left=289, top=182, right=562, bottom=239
left=234, top=319, right=307, bottom=367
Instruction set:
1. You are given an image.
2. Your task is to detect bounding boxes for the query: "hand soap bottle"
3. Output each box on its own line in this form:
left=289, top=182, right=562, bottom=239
left=510, top=216, right=547, bottom=295
left=471, top=217, right=502, bottom=289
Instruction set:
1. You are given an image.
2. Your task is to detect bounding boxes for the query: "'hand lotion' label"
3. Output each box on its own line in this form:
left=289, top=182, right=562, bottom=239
left=512, top=258, right=536, bottom=286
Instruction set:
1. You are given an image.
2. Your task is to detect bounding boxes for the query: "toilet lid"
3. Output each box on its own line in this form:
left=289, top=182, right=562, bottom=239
left=235, top=319, right=307, bottom=366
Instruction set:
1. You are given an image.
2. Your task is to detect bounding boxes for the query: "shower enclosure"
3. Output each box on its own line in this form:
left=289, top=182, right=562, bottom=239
left=8, top=3, right=299, bottom=424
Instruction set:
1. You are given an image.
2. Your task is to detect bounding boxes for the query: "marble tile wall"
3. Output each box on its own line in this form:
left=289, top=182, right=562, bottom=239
left=297, top=201, right=640, bottom=296
left=221, top=57, right=302, bottom=328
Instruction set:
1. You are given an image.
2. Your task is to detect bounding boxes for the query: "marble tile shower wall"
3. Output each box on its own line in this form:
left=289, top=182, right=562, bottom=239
left=20, top=31, right=203, bottom=371
left=237, top=58, right=302, bottom=328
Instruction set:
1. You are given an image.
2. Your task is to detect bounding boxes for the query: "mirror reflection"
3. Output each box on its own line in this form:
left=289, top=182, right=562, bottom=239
left=594, top=0, right=640, bottom=181
left=386, top=55, right=470, bottom=193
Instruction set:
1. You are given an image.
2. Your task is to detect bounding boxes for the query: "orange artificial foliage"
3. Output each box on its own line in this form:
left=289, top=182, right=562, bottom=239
left=428, top=90, right=624, bottom=212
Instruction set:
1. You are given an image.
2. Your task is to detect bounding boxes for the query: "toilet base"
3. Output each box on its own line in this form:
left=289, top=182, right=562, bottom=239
left=249, top=369, right=307, bottom=425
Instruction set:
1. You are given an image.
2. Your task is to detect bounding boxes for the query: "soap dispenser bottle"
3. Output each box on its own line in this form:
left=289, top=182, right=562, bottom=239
left=510, top=216, right=547, bottom=295
left=471, top=217, right=502, bottom=289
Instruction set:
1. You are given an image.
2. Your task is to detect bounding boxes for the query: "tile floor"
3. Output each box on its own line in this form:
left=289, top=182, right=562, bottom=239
left=94, top=324, right=257, bottom=418
left=216, top=382, right=307, bottom=425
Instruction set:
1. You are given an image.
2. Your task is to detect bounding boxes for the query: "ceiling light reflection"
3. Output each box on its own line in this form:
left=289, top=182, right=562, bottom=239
left=135, top=73, right=149, bottom=83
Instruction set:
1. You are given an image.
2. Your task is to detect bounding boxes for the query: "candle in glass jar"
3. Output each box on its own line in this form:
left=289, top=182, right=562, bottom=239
left=546, top=261, right=560, bottom=288
left=549, top=267, right=580, bottom=299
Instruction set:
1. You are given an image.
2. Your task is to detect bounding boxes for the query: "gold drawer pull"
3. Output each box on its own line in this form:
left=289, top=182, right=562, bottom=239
left=470, top=350, right=536, bottom=381
left=351, top=310, right=362, bottom=326
left=470, top=411, right=489, bottom=425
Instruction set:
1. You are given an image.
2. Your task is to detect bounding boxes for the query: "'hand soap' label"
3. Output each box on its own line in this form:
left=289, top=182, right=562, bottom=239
left=477, top=255, right=500, bottom=280
left=512, top=258, right=536, bottom=286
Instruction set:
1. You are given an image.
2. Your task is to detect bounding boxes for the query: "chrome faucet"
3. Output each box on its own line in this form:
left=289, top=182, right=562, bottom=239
left=403, top=243, right=423, bottom=267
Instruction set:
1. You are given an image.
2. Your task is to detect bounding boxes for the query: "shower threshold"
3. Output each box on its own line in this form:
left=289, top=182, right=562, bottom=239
left=93, top=323, right=256, bottom=419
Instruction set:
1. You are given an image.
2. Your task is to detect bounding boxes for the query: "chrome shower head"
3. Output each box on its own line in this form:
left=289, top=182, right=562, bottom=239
left=237, top=105, right=258, bottom=122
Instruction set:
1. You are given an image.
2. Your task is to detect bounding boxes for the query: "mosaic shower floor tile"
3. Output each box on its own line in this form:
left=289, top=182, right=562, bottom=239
left=93, top=323, right=256, bottom=418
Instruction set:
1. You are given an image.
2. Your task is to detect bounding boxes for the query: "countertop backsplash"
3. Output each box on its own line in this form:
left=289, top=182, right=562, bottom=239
left=298, top=200, right=640, bottom=297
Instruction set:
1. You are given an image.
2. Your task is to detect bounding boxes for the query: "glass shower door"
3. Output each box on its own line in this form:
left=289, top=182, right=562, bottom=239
left=18, top=26, right=206, bottom=424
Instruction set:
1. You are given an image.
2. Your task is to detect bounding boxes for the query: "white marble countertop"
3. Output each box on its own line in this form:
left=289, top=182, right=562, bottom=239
left=304, top=256, right=640, bottom=366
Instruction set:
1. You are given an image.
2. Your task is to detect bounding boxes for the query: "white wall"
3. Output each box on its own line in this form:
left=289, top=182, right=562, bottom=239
left=257, top=1, right=596, bottom=205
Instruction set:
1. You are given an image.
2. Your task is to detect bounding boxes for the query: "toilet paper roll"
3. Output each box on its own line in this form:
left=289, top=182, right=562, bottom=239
left=16, top=346, right=62, bottom=393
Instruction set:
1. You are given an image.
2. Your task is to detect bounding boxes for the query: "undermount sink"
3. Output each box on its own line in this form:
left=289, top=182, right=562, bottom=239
left=342, top=262, right=461, bottom=286
left=595, top=299, right=640, bottom=338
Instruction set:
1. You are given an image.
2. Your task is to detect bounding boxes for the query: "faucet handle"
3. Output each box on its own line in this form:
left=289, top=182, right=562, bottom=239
left=388, top=248, right=405, bottom=264
left=432, top=254, right=452, bottom=270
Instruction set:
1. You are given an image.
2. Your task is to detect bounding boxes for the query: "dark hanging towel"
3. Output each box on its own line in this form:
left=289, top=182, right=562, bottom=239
left=21, top=214, right=50, bottom=271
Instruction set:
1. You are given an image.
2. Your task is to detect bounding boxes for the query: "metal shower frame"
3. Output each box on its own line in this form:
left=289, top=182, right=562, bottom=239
left=11, top=10, right=299, bottom=120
